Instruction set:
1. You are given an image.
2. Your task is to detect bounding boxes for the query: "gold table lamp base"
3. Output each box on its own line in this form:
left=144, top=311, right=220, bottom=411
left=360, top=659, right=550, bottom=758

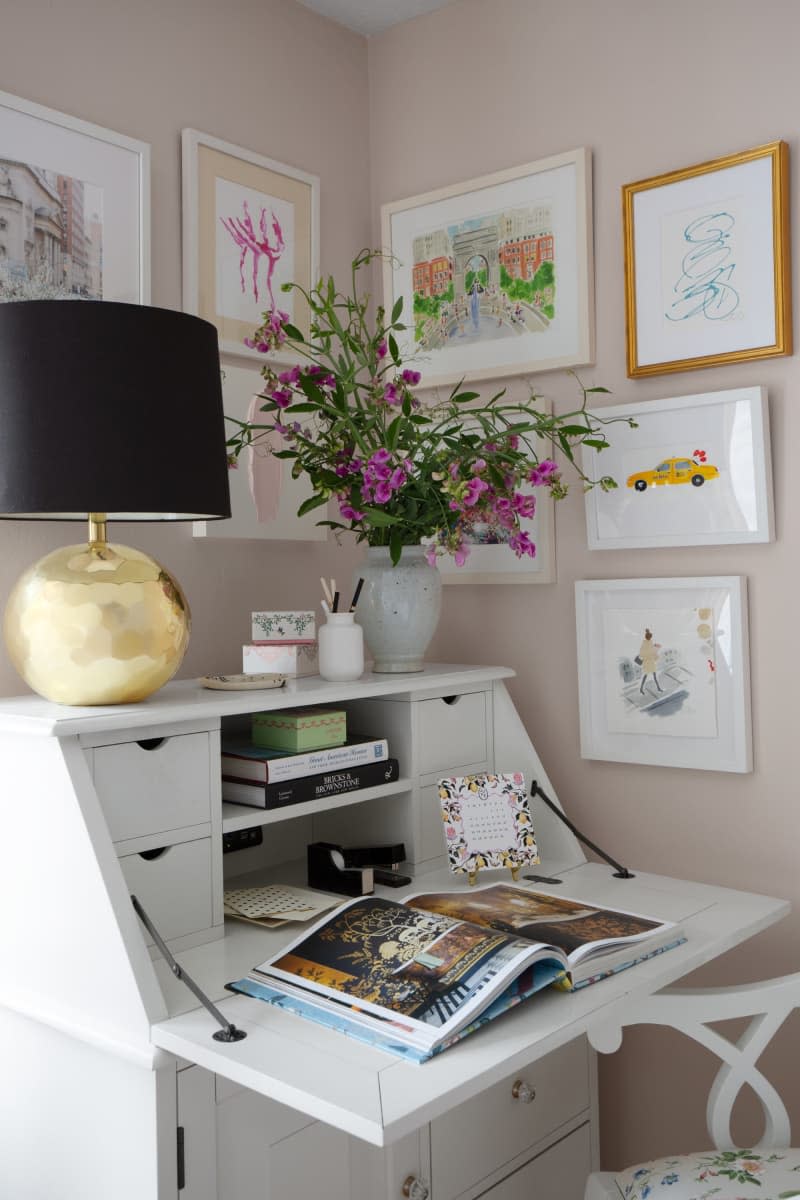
left=3, top=515, right=190, bottom=706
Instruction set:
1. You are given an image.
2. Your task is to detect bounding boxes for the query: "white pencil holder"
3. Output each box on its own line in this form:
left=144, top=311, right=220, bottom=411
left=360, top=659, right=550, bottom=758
left=318, top=612, right=365, bottom=683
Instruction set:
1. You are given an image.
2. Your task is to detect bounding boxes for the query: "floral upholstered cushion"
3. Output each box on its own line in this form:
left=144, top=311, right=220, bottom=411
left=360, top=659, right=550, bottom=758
left=609, top=1148, right=800, bottom=1199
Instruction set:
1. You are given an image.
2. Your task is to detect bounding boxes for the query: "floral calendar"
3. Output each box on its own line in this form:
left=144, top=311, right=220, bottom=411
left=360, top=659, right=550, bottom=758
left=438, top=773, right=539, bottom=885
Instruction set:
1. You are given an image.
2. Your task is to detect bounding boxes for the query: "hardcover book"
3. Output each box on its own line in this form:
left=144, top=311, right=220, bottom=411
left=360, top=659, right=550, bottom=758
left=228, top=884, right=684, bottom=1062
left=220, top=734, right=389, bottom=785
left=222, top=758, right=401, bottom=809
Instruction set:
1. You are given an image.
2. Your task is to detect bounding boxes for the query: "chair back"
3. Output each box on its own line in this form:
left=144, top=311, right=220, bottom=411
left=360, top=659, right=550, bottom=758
left=588, top=973, right=800, bottom=1150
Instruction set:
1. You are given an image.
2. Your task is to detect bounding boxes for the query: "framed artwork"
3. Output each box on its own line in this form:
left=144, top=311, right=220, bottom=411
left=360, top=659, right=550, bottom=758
left=575, top=577, right=751, bottom=773
left=582, top=386, right=774, bottom=550
left=438, top=773, right=539, bottom=884
left=623, top=141, right=791, bottom=377
left=182, top=129, right=319, bottom=360
left=437, top=491, right=554, bottom=585
left=0, top=89, right=149, bottom=302
left=380, top=147, right=594, bottom=389
left=193, top=362, right=326, bottom=541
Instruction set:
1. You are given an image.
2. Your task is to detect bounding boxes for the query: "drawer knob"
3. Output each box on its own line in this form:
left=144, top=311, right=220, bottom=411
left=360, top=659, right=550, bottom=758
left=511, top=1079, right=536, bottom=1103
left=401, top=1176, right=430, bottom=1199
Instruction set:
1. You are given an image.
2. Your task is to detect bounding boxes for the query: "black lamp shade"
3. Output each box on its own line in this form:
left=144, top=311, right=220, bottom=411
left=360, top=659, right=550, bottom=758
left=0, top=300, right=232, bottom=520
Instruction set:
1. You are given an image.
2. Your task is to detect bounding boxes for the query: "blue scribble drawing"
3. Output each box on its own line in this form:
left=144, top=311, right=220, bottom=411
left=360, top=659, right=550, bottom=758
left=665, top=212, right=740, bottom=322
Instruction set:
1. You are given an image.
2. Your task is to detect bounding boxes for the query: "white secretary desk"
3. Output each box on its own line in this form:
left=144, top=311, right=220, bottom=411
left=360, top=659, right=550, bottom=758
left=0, top=665, right=789, bottom=1200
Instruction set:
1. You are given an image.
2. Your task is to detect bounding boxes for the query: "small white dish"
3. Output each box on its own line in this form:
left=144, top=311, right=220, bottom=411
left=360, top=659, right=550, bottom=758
left=200, top=673, right=287, bottom=691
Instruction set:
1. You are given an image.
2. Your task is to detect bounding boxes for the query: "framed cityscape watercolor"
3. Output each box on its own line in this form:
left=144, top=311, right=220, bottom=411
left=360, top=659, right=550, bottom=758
left=182, top=129, right=319, bottom=360
left=575, top=577, right=751, bottom=773
left=582, top=387, right=774, bottom=550
left=623, top=141, right=791, bottom=377
left=380, top=147, right=594, bottom=389
left=0, top=89, right=149, bottom=302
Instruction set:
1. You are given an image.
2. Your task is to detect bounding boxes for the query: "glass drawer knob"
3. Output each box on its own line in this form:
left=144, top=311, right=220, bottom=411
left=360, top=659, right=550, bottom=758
left=511, top=1079, right=536, bottom=1103
left=401, top=1176, right=430, bottom=1199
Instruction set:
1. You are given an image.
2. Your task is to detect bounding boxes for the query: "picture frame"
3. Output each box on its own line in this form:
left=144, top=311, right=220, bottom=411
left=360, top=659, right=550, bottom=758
left=192, top=362, right=327, bottom=541
left=623, top=141, right=791, bottom=377
left=575, top=577, right=751, bottom=773
left=582, top=387, right=774, bottom=550
left=436, top=490, right=555, bottom=585
left=181, top=129, right=319, bottom=361
left=380, top=147, right=594, bottom=389
left=0, top=89, right=149, bottom=303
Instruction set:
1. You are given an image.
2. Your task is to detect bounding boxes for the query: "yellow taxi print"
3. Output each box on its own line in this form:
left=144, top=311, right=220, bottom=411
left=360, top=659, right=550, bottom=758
left=626, top=456, right=719, bottom=492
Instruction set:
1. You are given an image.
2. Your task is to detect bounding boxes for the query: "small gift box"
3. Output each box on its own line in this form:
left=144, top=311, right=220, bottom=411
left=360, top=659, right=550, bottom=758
left=242, top=641, right=319, bottom=678
left=252, top=706, right=347, bottom=752
left=251, top=611, right=316, bottom=642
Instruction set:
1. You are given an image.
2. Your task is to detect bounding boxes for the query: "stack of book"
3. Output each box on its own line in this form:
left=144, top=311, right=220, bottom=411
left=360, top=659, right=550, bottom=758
left=243, top=610, right=319, bottom=678
left=221, top=705, right=398, bottom=809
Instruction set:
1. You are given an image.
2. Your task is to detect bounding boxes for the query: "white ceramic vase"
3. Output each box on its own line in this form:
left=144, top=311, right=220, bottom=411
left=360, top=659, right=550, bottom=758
left=355, top=545, right=442, bottom=673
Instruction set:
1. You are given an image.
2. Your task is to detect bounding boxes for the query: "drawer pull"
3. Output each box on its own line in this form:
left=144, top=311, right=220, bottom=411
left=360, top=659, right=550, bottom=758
left=136, top=737, right=167, bottom=751
left=511, top=1079, right=536, bottom=1103
left=139, top=846, right=171, bottom=861
left=401, top=1176, right=430, bottom=1200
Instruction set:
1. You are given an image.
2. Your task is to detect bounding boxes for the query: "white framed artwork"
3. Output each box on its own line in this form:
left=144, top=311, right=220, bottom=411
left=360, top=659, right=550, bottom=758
left=582, top=387, right=774, bottom=550
left=381, top=147, right=594, bottom=389
left=0, top=89, right=149, bottom=302
left=575, top=577, right=751, bottom=773
left=193, top=362, right=326, bottom=541
left=182, top=129, right=319, bottom=361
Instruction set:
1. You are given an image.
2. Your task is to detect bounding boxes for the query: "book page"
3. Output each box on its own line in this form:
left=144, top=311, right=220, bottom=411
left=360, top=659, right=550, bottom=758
left=404, top=884, right=673, bottom=966
left=253, top=894, right=565, bottom=1046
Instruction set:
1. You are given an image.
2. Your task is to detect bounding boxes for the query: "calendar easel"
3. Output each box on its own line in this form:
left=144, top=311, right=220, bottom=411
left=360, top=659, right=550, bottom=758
left=438, top=773, right=540, bottom=885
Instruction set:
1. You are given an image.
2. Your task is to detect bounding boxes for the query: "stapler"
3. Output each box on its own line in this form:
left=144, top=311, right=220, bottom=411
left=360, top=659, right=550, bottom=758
left=307, top=841, right=410, bottom=896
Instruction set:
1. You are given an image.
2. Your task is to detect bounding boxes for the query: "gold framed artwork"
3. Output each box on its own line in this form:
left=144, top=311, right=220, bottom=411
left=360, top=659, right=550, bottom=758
left=181, top=129, right=319, bottom=360
left=622, top=141, right=791, bottom=378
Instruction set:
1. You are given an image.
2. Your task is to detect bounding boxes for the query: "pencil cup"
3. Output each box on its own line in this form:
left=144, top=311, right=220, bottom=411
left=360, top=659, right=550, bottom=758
left=318, top=612, right=364, bottom=683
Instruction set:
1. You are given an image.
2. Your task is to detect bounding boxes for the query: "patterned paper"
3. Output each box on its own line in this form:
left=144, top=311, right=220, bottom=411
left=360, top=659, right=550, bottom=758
left=438, top=773, right=539, bottom=877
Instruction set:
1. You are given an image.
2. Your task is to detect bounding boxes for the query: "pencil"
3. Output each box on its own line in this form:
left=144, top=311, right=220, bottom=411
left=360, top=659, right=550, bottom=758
left=349, top=578, right=364, bottom=612
left=320, top=576, right=334, bottom=608
left=331, top=590, right=340, bottom=613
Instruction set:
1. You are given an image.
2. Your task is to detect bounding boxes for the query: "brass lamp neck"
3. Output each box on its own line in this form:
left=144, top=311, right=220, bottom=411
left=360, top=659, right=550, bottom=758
left=88, top=512, right=108, bottom=546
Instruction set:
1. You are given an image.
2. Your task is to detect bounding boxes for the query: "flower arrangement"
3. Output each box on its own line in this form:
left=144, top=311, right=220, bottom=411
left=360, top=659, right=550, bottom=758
left=227, top=249, right=628, bottom=566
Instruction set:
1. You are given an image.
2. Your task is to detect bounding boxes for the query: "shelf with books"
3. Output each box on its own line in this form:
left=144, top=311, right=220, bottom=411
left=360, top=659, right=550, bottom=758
left=221, top=777, right=414, bottom=834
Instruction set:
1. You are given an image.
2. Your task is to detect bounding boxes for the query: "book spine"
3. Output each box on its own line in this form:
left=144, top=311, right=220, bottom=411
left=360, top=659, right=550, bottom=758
left=222, top=738, right=389, bottom=784
left=223, top=758, right=400, bottom=809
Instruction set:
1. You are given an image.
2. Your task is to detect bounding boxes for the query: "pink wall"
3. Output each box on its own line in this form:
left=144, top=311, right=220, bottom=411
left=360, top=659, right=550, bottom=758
left=0, top=0, right=370, bottom=691
left=368, top=0, right=800, bottom=1168
left=2, top=0, right=799, bottom=1172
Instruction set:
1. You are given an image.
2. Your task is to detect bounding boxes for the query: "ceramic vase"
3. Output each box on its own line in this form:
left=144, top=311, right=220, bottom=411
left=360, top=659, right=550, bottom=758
left=355, top=545, right=442, bottom=673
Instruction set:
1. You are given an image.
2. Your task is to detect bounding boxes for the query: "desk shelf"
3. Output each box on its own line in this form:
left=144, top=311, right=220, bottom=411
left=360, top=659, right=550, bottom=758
left=221, top=777, right=413, bottom=834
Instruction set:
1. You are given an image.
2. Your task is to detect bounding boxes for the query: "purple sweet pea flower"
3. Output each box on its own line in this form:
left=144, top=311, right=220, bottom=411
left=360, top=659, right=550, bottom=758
left=377, top=340, right=388, bottom=359
left=401, top=368, right=421, bottom=386
left=509, top=530, right=536, bottom=558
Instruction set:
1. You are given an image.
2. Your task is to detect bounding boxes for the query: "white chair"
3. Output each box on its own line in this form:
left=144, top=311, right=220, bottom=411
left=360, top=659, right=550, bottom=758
left=585, top=975, right=800, bottom=1199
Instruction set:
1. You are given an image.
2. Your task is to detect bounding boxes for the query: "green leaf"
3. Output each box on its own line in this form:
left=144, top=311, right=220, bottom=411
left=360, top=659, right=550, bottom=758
left=296, top=493, right=329, bottom=517
left=451, top=390, right=480, bottom=404
left=389, top=528, right=403, bottom=564
left=388, top=333, right=399, bottom=363
left=584, top=386, right=611, bottom=393
left=282, top=323, right=304, bottom=341
left=361, top=506, right=396, bottom=527
left=391, top=297, right=403, bottom=323
left=583, top=438, right=609, bottom=449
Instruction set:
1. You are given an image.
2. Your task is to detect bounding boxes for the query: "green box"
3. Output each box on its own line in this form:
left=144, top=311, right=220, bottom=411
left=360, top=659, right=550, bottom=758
left=252, top=707, right=347, bottom=752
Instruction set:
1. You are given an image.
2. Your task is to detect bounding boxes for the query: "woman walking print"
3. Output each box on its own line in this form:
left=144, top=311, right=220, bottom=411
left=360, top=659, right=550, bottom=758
left=638, top=628, right=662, bottom=694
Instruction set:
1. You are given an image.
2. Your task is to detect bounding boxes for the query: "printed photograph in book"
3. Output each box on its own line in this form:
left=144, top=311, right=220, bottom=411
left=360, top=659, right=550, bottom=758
left=0, top=157, right=103, bottom=299
left=603, top=606, right=718, bottom=738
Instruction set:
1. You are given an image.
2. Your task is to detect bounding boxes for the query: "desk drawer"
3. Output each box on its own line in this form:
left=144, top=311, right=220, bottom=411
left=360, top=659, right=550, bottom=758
left=477, top=1122, right=591, bottom=1200
left=92, top=731, right=212, bottom=843
left=417, top=692, right=488, bottom=776
left=119, top=834, right=214, bottom=946
left=431, top=1038, right=589, bottom=1199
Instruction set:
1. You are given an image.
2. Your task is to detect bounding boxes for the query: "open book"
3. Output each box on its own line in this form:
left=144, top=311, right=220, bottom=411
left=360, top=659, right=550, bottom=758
left=227, top=884, right=684, bottom=1062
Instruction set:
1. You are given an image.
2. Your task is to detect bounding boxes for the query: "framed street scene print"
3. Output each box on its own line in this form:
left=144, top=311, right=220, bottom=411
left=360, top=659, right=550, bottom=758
left=575, top=577, right=751, bottom=773
left=381, top=147, right=594, bottom=389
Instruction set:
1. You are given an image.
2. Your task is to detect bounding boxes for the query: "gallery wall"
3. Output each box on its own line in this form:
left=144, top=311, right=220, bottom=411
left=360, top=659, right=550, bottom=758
left=1, top=0, right=799, bottom=1173
left=367, top=0, right=800, bottom=1167
left=0, top=0, right=370, bottom=692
